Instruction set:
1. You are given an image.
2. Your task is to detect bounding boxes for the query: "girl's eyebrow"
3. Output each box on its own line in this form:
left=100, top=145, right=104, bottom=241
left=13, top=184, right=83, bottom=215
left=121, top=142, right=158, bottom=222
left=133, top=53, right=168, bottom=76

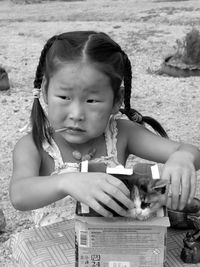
left=83, top=84, right=105, bottom=92
left=86, top=88, right=100, bottom=93
left=59, top=86, right=101, bottom=94
left=59, top=86, right=73, bottom=91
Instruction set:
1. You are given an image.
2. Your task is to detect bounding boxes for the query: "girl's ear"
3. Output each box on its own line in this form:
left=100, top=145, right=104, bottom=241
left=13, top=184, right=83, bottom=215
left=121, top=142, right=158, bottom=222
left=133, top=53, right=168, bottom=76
left=112, top=86, right=124, bottom=114
left=42, top=78, right=48, bottom=104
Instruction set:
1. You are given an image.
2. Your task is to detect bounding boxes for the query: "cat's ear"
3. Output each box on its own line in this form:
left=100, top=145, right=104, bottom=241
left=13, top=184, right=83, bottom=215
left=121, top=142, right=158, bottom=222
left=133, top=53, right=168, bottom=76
left=134, top=175, right=150, bottom=193
left=151, top=179, right=168, bottom=194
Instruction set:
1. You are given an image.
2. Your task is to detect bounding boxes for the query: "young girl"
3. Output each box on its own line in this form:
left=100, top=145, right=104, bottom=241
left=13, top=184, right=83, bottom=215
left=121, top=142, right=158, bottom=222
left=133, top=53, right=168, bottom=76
left=10, top=31, right=200, bottom=227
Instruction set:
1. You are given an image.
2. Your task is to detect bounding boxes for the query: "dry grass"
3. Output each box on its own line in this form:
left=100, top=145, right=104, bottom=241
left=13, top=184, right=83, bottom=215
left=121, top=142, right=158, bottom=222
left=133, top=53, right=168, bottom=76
left=0, top=0, right=200, bottom=265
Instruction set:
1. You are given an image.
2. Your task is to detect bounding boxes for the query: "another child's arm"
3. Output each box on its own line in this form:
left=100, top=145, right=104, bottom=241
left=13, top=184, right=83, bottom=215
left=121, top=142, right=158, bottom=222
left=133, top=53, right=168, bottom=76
left=120, top=120, right=200, bottom=211
left=10, top=134, right=134, bottom=217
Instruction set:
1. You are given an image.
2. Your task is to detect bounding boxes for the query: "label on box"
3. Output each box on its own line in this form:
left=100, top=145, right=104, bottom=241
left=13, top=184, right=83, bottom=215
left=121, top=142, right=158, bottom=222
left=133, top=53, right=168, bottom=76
left=75, top=216, right=169, bottom=267
left=109, top=261, right=130, bottom=267
left=79, top=230, right=89, bottom=247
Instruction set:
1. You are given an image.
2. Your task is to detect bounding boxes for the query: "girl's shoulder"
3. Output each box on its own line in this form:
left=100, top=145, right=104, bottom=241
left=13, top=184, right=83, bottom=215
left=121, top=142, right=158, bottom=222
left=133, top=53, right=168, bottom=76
left=116, top=117, right=150, bottom=150
left=15, top=133, right=34, bottom=148
left=117, top=117, right=144, bottom=135
left=115, top=117, right=139, bottom=146
left=13, top=133, right=40, bottom=159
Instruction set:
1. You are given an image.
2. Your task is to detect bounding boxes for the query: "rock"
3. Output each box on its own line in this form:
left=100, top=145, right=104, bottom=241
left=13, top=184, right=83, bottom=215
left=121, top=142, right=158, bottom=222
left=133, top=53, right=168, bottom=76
left=159, top=56, right=200, bottom=77
left=0, top=209, right=6, bottom=232
left=0, top=67, right=10, bottom=91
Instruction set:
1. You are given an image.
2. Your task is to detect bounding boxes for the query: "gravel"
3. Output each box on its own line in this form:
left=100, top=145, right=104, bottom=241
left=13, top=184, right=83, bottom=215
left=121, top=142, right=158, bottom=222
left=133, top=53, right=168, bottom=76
left=0, top=0, right=200, bottom=265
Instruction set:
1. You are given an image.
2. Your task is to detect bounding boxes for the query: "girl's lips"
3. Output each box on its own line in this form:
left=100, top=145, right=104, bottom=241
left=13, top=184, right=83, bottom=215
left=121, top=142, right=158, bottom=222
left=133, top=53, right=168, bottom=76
left=55, top=127, right=85, bottom=133
left=55, top=128, right=67, bottom=133
left=66, top=127, right=85, bottom=134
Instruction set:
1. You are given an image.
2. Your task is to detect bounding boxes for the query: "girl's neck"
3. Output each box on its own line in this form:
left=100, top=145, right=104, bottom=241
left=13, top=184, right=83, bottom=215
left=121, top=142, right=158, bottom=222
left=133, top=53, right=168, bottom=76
left=53, top=133, right=106, bottom=163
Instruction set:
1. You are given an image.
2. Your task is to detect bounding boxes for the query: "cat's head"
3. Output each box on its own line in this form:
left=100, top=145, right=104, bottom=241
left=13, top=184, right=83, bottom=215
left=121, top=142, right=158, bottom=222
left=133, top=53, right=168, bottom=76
left=130, top=173, right=168, bottom=208
left=131, top=173, right=167, bottom=193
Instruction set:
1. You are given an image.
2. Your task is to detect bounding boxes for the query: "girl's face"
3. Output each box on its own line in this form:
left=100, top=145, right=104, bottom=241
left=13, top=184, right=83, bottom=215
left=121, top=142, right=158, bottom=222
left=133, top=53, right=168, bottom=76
left=45, top=61, right=120, bottom=144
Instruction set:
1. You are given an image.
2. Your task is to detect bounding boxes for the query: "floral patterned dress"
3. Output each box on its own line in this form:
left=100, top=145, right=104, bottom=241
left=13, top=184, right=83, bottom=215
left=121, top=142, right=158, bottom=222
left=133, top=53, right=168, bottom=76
left=32, top=113, right=127, bottom=227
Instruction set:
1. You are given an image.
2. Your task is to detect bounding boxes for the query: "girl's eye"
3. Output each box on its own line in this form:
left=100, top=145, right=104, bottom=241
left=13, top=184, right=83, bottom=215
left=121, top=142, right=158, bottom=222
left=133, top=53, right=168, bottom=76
left=59, top=96, right=71, bottom=100
left=87, top=99, right=99, bottom=103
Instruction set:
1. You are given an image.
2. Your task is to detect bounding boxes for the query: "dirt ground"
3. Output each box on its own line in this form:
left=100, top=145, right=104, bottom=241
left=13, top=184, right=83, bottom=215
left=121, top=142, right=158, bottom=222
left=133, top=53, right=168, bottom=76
left=0, top=0, right=200, bottom=265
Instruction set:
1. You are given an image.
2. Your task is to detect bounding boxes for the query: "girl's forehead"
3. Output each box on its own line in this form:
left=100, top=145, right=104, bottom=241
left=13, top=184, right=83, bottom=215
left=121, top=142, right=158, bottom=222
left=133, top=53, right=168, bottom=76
left=51, top=61, right=111, bottom=89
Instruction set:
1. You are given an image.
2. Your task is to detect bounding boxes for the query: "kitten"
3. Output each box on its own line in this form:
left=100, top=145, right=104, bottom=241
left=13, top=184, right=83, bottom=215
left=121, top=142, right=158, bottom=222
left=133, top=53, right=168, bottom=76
left=76, top=163, right=167, bottom=219
left=127, top=173, right=167, bottom=220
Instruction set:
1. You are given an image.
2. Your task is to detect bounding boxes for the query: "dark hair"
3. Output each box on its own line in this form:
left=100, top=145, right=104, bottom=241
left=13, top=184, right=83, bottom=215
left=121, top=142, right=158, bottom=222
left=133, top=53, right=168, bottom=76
left=31, top=31, right=167, bottom=150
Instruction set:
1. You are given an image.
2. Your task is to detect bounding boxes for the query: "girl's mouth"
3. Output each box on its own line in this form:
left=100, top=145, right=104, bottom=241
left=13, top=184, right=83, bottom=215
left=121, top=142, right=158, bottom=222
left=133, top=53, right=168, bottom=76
left=55, top=127, right=85, bottom=133
left=55, top=127, right=68, bottom=133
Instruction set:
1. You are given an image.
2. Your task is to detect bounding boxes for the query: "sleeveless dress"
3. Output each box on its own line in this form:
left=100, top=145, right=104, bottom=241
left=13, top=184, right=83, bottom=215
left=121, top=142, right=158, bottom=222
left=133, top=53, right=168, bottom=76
left=8, top=113, right=142, bottom=266
left=32, top=113, right=127, bottom=227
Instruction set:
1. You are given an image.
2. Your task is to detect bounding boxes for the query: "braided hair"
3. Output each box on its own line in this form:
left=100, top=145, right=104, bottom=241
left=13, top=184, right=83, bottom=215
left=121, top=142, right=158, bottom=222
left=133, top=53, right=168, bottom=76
left=31, top=35, right=58, bottom=150
left=31, top=31, right=167, bottom=150
left=120, top=53, right=167, bottom=138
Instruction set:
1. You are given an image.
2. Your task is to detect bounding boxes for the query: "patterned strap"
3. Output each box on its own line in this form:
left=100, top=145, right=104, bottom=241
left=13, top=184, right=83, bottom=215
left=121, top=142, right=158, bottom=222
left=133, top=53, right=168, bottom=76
left=104, top=114, right=120, bottom=163
left=42, top=139, right=64, bottom=171
left=91, top=112, right=128, bottom=167
left=42, top=112, right=128, bottom=171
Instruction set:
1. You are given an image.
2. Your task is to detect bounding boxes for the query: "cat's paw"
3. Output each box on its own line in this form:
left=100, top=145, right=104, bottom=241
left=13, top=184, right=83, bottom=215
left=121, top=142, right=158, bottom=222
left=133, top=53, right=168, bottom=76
left=136, top=208, right=152, bottom=221
left=127, top=208, right=148, bottom=220
left=126, top=208, right=138, bottom=219
left=136, top=213, right=151, bottom=221
left=127, top=207, right=155, bottom=221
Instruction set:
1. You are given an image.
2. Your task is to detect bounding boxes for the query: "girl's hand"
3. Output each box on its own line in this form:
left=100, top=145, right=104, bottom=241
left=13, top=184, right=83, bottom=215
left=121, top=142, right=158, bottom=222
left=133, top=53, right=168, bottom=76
left=161, top=150, right=196, bottom=211
left=65, top=172, right=134, bottom=217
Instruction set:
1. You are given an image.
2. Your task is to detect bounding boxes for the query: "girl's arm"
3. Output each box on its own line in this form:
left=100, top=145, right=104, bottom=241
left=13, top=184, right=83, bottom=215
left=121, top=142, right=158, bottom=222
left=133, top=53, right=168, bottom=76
left=120, top=120, right=200, bottom=210
left=10, top=134, right=67, bottom=210
left=122, top=120, right=200, bottom=168
left=10, top=134, right=134, bottom=217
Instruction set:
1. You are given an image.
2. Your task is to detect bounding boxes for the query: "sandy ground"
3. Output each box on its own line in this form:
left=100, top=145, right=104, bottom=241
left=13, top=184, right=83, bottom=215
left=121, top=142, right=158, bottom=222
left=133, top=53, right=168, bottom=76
left=0, top=0, right=200, bottom=265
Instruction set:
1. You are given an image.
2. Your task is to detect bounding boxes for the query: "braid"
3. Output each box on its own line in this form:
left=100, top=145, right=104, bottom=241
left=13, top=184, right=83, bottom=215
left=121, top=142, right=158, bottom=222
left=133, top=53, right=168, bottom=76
left=123, top=53, right=132, bottom=111
left=34, top=35, right=58, bottom=89
left=142, top=116, right=168, bottom=138
left=31, top=35, right=58, bottom=150
left=120, top=52, right=168, bottom=138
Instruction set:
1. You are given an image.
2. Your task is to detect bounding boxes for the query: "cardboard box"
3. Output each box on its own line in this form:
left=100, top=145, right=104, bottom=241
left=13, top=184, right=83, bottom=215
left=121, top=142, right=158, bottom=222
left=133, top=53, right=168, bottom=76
left=75, top=215, right=170, bottom=267
left=75, top=162, right=170, bottom=267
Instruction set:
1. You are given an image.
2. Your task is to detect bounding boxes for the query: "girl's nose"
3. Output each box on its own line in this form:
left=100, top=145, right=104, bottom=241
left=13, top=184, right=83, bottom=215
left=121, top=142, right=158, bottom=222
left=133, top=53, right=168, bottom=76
left=68, top=101, right=85, bottom=121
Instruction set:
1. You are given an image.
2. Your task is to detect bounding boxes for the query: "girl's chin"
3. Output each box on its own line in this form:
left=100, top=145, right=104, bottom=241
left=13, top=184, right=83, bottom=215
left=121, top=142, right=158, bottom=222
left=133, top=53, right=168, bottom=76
left=61, top=133, right=103, bottom=146
left=60, top=134, right=90, bottom=144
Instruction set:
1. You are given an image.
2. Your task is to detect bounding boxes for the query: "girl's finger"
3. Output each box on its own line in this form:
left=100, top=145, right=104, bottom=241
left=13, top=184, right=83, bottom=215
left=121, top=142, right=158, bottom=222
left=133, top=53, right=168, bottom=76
left=88, top=198, right=114, bottom=217
left=170, top=171, right=181, bottom=210
left=161, top=167, right=171, bottom=185
left=166, top=195, right=172, bottom=209
left=188, top=168, right=197, bottom=204
left=101, top=180, right=134, bottom=210
left=179, top=171, right=190, bottom=210
left=161, top=168, right=173, bottom=207
left=106, top=175, right=130, bottom=197
left=95, top=191, right=128, bottom=216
